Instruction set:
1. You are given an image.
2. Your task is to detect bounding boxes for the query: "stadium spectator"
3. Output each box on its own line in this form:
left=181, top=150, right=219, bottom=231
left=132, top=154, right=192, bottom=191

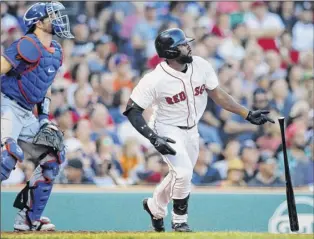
left=240, top=140, right=260, bottom=183
left=62, top=158, right=95, bottom=184
left=245, top=1, right=284, bottom=51
left=94, top=135, right=125, bottom=186
left=160, top=2, right=183, bottom=28
left=213, top=139, right=241, bottom=179
left=88, top=34, right=114, bottom=74
left=97, top=73, right=115, bottom=108
left=131, top=3, right=161, bottom=73
left=135, top=151, right=165, bottom=185
left=269, top=78, right=295, bottom=118
left=67, top=62, right=93, bottom=108
left=286, top=65, right=307, bottom=100
left=229, top=2, right=252, bottom=27
left=279, top=31, right=299, bottom=69
left=198, top=97, right=223, bottom=153
left=277, top=122, right=312, bottom=185
left=192, top=141, right=222, bottom=185
left=248, top=154, right=284, bottom=187
left=74, top=119, right=95, bottom=155
left=279, top=2, right=297, bottom=33
left=89, top=103, right=116, bottom=141
left=119, top=138, right=145, bottom=181
left=264, top=50, right=287, bottom=80
left=217, top=22, right=247, bottom=61
left=211, top=12, right=231, bottom=38
left=109, top=87, right=131, bottom=125
left=53, top=106, right=73, bottom=133
left=292, top=6, right=314, bottom=52
left=200, top=33, right=223, bottom=68
left=71, top=15, right=94, bottom=58
left=287, top=100, right=311, bottom=128
left=110, top=53, right=135, bottom=93
left=220, top=159, right=246, bottom=187
left=299, top=51, right=314, bottom=77
left=252, top=88, right=269, bottom=111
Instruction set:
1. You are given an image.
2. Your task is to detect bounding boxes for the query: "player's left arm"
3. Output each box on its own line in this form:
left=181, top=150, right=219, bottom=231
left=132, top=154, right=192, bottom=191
left=207, top=86, right=274, bottom=125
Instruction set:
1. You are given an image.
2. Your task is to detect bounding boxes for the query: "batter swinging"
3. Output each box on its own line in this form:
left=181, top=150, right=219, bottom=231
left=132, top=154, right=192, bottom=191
left=123, top=28, right=274, bottom=232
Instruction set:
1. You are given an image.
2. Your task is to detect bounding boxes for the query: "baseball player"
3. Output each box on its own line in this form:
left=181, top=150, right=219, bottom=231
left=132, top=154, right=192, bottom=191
left=123, top=28, right=274, bottom=232
left=0, top=2, right=73, bottom=231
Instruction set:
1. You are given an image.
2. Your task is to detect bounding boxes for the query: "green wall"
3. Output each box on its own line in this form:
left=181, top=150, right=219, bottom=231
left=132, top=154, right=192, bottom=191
left=1, top=190, right=313, bottom=233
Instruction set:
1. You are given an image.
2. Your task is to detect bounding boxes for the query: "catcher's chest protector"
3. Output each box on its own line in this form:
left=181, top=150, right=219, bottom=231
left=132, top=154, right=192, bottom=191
left=1, top=34, right=62, bottom=110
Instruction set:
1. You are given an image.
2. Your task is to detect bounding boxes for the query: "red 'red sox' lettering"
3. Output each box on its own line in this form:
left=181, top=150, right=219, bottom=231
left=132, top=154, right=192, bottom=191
left=165, top=85, right=205, bottom=105
left=165, top=91, right=186, bottom=104
left=194, top=84, right=206, bottom=96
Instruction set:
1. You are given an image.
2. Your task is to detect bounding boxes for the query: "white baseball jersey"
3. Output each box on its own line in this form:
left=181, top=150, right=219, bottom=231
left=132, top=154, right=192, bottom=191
left=130, top=56, right=219, bottom=127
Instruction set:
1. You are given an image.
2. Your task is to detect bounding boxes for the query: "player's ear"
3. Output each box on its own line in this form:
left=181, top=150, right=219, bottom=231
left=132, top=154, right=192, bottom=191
left=35, top=20, right=43, bottom=29
left=36, top=18, right=46, bottom=28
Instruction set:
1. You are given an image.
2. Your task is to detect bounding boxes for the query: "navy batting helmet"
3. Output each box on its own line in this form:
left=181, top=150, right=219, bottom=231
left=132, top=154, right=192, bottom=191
left=155, top=28, right=194, bottom=59
left=23, top=2, right=74, bottom=39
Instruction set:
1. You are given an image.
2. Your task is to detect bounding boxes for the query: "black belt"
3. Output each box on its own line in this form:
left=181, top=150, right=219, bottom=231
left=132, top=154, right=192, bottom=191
left=177, top=125, right=196, bottom=130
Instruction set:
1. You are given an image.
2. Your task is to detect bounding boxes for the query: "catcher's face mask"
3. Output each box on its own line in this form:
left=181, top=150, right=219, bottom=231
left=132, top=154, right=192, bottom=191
left=46, top=2, right=74, bottom=39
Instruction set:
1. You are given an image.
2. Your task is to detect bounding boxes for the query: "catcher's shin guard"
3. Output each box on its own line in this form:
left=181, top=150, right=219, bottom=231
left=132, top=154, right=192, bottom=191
left=13, top=153, right=61, bottom=228
left=1, top=138, right=24, bottom=181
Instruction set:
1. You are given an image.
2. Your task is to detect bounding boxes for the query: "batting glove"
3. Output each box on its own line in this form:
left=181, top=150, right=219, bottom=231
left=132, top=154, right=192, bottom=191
left=246, top=110, right=275, bottom=125
left=150, top=135, right=176, bottom=155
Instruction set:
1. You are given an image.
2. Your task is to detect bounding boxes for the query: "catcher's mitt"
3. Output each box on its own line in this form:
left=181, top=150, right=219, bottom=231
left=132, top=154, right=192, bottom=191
left=33, top=123, right=65, bottom=152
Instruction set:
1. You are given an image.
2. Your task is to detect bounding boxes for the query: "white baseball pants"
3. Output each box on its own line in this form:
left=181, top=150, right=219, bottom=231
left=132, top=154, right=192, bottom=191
left=148, top=121, right=199, bottom=223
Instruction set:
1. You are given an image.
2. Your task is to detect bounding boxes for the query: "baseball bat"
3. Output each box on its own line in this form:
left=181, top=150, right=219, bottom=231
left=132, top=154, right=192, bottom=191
left=278, top=117, right=299, bottom=232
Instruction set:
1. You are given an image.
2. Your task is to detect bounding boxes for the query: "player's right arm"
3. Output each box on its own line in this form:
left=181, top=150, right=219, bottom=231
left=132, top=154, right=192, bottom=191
left=123, top=75, right=176, bottom=155
left=1, top=56, right=12, bottom=74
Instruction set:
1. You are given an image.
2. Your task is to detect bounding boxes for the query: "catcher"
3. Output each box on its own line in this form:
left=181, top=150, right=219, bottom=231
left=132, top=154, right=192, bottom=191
left=0, top=2, right=73, bottom=231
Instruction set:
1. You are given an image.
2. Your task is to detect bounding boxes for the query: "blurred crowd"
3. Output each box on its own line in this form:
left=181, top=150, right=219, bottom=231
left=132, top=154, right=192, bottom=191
left=1, top=1, right=313, bottom=189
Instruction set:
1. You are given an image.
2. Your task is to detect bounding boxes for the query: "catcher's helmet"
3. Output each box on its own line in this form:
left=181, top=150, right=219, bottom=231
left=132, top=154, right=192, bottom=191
left=23, top=2, right=74, bottom=38
left=155, top=28, right=194, bottom=59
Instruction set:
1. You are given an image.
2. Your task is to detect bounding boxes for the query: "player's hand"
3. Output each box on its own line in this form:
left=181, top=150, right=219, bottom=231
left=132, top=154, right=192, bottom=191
left=150, top=135, right=176, bottom=155
left=246, top=110, right=275, bottom=125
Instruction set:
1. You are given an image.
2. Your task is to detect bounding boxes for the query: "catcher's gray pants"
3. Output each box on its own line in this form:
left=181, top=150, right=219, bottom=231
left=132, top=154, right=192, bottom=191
left=1, top=93, right=40, bottom=144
